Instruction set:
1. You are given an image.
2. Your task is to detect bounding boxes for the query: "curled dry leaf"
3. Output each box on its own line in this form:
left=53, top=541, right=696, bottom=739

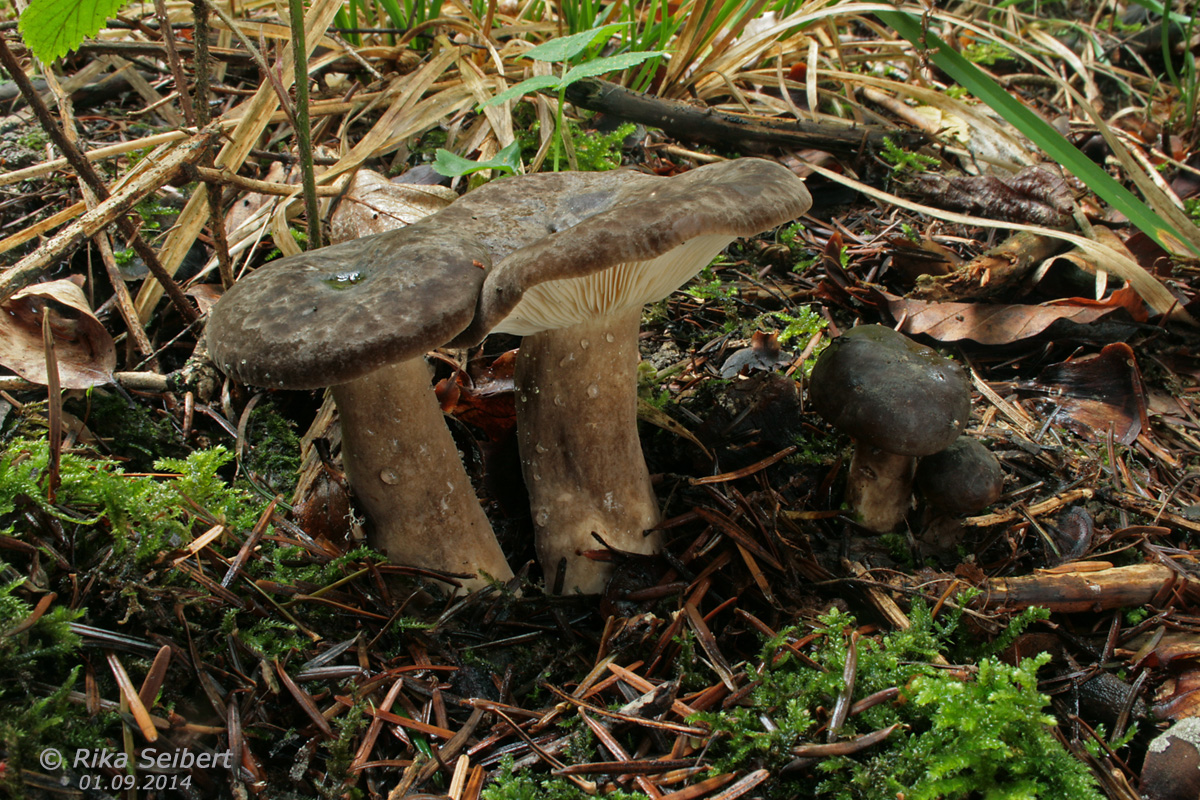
left=1152, top=668, right=1200, bottom=722
left=0, top=277, right=116, bottom=389
left=434, top=350, right=517, bottom=443
left=1020, top=342, right=1149, bottom=445
left=720, top=330, right=793, bottom=376
left=880, top=287, right=1140, bottom=345
left=1032, top=226, right=1141, bottom=301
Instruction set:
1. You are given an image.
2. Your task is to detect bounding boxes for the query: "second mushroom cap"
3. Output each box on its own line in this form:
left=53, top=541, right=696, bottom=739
left=809, top=324, right=970, bottom=457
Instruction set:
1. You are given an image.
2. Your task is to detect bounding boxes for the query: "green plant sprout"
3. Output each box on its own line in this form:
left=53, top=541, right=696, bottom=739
left=481, top=23, right=663, bottom=171
left=881, top=136, right=939, bottom=175
left=17, top=0, right=129, bottom=62
left=433, top=140, right=523, bottom=178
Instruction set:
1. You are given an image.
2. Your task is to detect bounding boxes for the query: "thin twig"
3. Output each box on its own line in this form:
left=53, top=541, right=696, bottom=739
left=288, top=0, right=323, bottom=249
left=153, top=0, right=196, bottom=125
left=199, top=0, right=297, bottom=128
left=191, top=0, right=212, bottom=126
left=42, top=66, right=158, bottom=366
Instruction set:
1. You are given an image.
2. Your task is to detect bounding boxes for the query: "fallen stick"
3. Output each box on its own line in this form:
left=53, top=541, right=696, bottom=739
left=563, top=77, right=920, bottom=154
left=908, top=230, right=1069, bottom=302
left=982, top=562, right=1200, bottom=612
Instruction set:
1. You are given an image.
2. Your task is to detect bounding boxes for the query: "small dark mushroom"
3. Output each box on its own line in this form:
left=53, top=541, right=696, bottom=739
left=916, top=436, right=1004, bottom=515
left=809, top=324, right=971, bottom=533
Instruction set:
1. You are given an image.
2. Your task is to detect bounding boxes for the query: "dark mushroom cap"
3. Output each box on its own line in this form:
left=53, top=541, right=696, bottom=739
left=809, top=325, right=971, bottom=456
left=205, top=226, right=491, bottom=389
left=448, top=158, right=812, bottom=344
left=916, top=436, right=1004, bottom=514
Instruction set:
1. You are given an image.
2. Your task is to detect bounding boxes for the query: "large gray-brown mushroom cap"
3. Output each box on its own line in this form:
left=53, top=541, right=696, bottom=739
left=448, top=158, right=813, bottom=344
left=433, top=158, right=812, bottom=593
left=204, top=194, right=511, bottom=592
left=810, top=324, right=972, bottom=533
left=206, top=226, right=491, bottom=391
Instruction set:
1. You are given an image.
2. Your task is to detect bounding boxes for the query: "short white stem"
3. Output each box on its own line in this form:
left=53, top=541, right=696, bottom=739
left=846, top=444, right=915, bottom=534
left=515, top=306, right=662, bottom=594
left=332, top=358, right=513, bottom=591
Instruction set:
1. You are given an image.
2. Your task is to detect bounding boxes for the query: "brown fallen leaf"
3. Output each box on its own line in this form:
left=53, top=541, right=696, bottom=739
left=879, top=289, right=1131, bottom=345
left=327, top=169, right=457, bottom=241
left=0, top=277, right=115, bottom=389
left=1019, top=342, right=1149, bottom=444
left=1151, top=668, right=1200, bottom=721
left=434, top=350, right=517, bottom=442
left=886, top=233, right=962, bottom=285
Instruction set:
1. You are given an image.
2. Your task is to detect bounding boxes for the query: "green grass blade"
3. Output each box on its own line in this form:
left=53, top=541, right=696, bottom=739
left=876, top=9, right=1200, bottom=257
left=376, top=0, right=406, bottom=27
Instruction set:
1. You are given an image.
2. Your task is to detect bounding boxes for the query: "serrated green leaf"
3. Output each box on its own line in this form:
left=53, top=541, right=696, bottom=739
left=562, top=51, right=667, bottom=84
left=479, top=74, right=565, bottom=108
left=523, top=22, right=631, bottom=63
left=432, top=140, right=522, bottom=178
left=18, top=0, right=130, bottom=63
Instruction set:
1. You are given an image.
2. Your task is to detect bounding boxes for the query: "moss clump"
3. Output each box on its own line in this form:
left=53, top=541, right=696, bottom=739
left=695, top=604, right=1102, bottom=800
left=0, top=576, right=108, bottom=794
left=0, top=437, right=266, bottom=570
left=239, top=399, right=302, bottom=497
left=482, top=757, right=644, bottom=800
left=568, top=121, right=636, bottom=172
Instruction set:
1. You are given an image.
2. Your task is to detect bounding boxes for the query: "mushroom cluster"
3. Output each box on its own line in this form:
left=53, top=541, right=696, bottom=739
left=206, top=158, right=812, bottom=593
left=445, top=159, right=812, bottom=592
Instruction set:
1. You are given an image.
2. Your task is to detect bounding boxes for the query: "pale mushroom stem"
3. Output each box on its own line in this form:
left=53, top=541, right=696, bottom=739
left=514, top=305, right=662, bottom=594
left=331, top=358, right=514, bottom=592
left=846, top=444, right=916, bottom=533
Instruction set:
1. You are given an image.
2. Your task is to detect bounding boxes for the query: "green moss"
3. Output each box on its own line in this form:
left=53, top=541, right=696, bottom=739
left=0, top=437, right=266, bottom=569
left=225, top=613, right=308, bottom=659
left=16, top=129, right=48, bottom=150
left=881, top=136, right=939, bottom=175
left=482, top=756, right=644, bottom=800
left=568, top=121, right=636, bottom=172
left=694, top=604, right=1102, bottom=799
left=0, top=574, right=108, bottom=795
left=239, top=399, right=302, bottom=497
